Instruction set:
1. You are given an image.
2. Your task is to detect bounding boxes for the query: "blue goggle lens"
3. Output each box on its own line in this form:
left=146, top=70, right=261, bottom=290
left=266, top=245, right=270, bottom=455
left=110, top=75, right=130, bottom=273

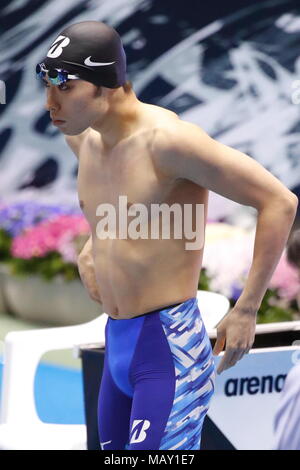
left=36, top=63, right=77, bottom=85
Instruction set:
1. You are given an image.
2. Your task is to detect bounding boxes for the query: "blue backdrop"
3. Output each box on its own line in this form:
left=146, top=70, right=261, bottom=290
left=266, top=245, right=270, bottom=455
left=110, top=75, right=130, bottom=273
left=0, top=0, right=299, bottom=213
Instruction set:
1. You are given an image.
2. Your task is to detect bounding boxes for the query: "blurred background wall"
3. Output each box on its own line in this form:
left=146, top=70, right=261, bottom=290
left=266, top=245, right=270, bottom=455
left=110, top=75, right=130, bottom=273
left=0, top=0, right=299, bottom=224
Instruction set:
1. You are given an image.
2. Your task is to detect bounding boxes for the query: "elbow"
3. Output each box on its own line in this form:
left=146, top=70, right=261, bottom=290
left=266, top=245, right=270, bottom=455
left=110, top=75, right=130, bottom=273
left=259, top=192, right=298, bottom=215
left=284, top=192, right=298, bottom=212
left=279, top=192, right=298, bottom=217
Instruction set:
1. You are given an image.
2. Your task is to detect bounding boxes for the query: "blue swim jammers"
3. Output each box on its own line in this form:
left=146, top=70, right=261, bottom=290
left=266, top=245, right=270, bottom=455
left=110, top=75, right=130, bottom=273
left=97, top=297, right=215, bottom=450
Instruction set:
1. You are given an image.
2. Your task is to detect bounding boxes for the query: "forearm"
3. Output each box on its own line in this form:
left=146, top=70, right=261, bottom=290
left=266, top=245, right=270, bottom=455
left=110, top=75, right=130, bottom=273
left=235, top=197, right=298, bottom=312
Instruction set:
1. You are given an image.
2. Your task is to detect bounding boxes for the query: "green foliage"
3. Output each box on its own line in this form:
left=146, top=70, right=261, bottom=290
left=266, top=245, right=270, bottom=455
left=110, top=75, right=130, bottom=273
left=0, top=229, right=12, bottom=261
left=7, top=251, right=80, bottom=282
left=256, top=288, right=295, bottom=323
left=198, top=267, right=212, bottom=291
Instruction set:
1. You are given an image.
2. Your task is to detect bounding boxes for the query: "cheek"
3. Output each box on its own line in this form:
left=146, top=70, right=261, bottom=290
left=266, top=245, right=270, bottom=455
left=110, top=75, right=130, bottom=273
left=65, top=98, right=95, bottom=133
left=71, top=98, right=91, bottom=115
left=64, top=87, right=100, bottom=121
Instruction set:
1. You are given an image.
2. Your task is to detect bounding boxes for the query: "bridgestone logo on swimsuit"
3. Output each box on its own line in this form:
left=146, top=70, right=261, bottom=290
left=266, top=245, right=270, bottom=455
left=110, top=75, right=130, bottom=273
left=95, top=196, right=205, bottom=250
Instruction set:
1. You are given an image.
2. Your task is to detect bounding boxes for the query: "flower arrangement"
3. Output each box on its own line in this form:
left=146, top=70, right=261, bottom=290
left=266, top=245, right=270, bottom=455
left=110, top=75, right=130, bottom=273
left=0, top=201, right=81, bottom=262
left=9, top=214, right=90, bottom=281
left=198, top=223, right=300, bottom=323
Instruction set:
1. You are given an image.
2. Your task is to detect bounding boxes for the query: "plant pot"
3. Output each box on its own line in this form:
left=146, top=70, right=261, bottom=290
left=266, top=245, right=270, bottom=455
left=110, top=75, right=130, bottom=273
left=3, top=270, right=104, bottom=326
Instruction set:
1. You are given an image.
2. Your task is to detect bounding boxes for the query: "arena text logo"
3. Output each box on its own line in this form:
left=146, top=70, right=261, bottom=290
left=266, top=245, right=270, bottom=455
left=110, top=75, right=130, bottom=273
left=0, top=80, right=6, bottom=104
left=95, top=195, right=205, bottom=250
left=224, top=374, right=287, bottom=396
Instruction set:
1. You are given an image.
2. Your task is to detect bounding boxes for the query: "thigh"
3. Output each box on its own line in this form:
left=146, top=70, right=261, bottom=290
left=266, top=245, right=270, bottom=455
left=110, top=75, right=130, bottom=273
left=97, top=322, right=133, bottom=450
left=127, top=373, right=176, bottom=450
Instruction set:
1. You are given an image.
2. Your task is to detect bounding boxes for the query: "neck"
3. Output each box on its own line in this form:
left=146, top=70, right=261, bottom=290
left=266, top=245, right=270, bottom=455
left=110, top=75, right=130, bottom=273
left=91, top=87, right=144, bottom=150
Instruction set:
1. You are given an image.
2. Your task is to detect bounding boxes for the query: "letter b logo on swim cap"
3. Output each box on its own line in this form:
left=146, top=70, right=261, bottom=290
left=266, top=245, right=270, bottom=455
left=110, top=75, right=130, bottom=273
left=47, top=35, right=70, bottom=58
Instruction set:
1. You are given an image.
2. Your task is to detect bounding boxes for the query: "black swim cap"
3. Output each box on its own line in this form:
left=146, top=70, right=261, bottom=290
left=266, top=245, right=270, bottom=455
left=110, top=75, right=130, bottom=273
left=43, top=21, right=127, bottom=88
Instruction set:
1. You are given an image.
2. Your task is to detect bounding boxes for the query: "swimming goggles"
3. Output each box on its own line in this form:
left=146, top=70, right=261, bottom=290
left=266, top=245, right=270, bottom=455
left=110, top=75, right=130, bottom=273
left=36, top=62, right=80, bottom=86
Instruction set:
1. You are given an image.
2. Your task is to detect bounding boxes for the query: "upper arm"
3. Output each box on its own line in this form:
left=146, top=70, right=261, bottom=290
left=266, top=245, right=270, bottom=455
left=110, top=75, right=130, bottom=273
left=64, top=128, right=91, bottom=159
left=153, top=122, right=298, bottom=211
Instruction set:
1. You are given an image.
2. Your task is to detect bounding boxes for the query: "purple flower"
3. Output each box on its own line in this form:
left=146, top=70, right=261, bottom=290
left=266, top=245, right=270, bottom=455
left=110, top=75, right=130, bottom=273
left=0, top=201, right=81, bottom=237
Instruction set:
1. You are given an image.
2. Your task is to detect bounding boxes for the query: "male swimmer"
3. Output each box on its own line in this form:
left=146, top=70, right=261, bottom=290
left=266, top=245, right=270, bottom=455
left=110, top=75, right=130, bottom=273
left=37, top=21, right=298, bottom=450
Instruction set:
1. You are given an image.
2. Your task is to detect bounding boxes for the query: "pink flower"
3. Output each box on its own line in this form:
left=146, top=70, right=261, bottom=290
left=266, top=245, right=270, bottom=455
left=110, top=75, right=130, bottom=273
left=11, top=214, right=90, bottom=260
left=58, top=232, right=78, bottom=263
left=269, top=250, right=300, bottom=300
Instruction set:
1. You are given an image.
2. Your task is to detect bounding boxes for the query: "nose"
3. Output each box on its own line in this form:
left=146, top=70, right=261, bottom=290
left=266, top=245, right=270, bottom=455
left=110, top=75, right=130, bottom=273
left=44, top=86, right=60, bottom=113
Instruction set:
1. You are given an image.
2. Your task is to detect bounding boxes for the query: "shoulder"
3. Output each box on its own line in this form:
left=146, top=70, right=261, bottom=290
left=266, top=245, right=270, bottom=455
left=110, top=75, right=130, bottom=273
left=64, top=128, right=92, bottom=159
left=150, top=118, right=209, bottom=176
left=151, top=118, right=209, bottom=156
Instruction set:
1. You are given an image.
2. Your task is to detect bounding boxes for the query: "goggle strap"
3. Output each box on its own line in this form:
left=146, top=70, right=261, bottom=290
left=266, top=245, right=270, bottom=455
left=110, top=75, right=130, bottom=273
left=66, top=75, right=80, bottom=80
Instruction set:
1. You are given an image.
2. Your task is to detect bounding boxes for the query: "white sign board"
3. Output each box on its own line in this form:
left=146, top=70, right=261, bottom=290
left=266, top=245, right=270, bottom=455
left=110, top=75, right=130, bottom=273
left=208, top=346, right=300, bottom=450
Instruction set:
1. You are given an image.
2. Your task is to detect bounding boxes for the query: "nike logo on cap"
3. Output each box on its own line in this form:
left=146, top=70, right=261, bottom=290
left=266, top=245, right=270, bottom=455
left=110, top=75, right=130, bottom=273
left=84, top=57, right=116, bottom=67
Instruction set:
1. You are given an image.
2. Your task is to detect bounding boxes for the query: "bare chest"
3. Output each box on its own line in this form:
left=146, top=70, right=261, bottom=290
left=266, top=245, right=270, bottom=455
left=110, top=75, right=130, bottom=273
left=77, top=134, right=175, bottom=229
